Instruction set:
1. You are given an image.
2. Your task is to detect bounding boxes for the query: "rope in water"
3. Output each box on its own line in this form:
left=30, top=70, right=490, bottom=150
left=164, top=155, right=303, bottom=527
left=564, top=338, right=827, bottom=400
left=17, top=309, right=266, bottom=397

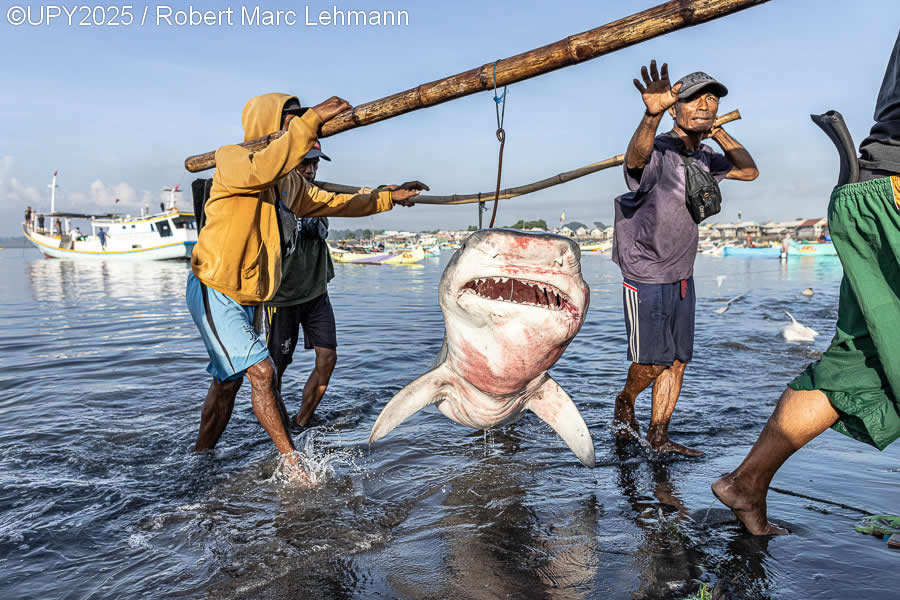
left=768, top=486, right=873, bottom=515
left=489, top=60, right=507, bottom=229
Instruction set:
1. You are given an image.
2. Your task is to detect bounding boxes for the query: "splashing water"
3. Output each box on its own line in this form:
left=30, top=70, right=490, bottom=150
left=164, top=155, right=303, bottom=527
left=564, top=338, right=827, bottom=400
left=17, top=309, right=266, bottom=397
left=268, top=428, right=362, bottom=488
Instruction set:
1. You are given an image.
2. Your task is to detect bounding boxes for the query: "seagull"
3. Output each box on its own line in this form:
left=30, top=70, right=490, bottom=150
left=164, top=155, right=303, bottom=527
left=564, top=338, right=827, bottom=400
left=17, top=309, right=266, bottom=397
left=780, top=311, right=819, bottom=342
left=714, top=290, right=750, bottom=314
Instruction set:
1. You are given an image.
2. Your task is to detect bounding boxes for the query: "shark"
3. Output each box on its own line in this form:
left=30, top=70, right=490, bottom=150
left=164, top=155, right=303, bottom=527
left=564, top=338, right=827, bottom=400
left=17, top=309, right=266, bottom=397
left=369, top=228, right=595, bottom=467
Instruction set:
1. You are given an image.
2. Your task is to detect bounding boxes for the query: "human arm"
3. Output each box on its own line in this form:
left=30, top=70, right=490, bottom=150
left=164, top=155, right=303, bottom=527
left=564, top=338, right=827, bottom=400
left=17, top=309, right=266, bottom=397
left=289, top=180, right=427, bottom=218
left=707, top=127, right=758, bottom=181
left=624, top=60, right=683, bottom=174
left=214, top=97, right=351, bottom=192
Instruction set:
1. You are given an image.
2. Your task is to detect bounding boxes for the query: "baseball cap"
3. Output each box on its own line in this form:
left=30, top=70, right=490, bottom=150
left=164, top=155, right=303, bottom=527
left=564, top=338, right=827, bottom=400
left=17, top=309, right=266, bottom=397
left=281, top=97, right=308, bottom=116
left=675, top=72, right=728, bottom=100
left=304, top=141, right=331, bottom=162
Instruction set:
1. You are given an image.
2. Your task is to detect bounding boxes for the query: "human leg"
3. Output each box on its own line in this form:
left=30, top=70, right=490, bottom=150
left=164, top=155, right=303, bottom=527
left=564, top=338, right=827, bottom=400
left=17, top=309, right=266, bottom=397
left=265, top=304, right=301, bottom=396
left=646, top=360, right=702, bottom=456
left=296, top=347, right=337, bottom=426
left=186, top=274, right=278, bottom=450
left=615, top=362, right=666, bottom=439
left=617, top=279, right=670, bottom=439
left=246, top=358, right=295, bottom=455
left=194, top=377, right=243, bottom=450
left=293, top=293, right=338, bottom=427
left=712, top=387, right=838, bottom=535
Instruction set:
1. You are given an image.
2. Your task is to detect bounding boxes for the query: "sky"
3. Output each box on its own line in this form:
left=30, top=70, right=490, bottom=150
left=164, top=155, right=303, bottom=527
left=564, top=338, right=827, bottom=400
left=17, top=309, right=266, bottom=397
left=1, top=0, right=898, bottom=235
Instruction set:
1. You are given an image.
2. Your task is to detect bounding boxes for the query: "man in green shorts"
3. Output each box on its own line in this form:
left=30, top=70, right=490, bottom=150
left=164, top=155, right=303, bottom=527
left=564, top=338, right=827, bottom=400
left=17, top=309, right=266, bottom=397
left=713, top=31, right=900, bottom=535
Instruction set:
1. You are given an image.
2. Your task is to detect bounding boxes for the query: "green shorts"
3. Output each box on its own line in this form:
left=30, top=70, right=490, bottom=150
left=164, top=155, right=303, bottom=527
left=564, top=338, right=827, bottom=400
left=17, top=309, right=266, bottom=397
left=789, top=176, right=900, bottom=450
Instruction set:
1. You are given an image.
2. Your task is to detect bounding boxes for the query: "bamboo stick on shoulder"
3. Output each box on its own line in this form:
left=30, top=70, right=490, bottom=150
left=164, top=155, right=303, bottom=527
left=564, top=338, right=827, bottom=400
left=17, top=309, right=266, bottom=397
left=315, top=110, right=741, bottom=205
left=184, top=0, right=767, bottom=172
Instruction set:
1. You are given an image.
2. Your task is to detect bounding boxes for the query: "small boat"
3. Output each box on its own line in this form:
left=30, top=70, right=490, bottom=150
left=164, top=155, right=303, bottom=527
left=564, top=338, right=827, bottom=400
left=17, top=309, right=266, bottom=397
left=424, top=244, right=442, bottom=257
left=722, top=246, right=782, bottom=258
left=789, top=240, right=837, bottom=256
left=578, top=241, right=611, bottom=254
left=330, top=245, right=425, bottom=264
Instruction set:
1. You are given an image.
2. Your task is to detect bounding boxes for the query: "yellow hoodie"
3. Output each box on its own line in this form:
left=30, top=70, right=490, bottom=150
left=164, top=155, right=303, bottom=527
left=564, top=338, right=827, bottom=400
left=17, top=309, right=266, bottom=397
left=191, top=93, right=393, bottom=304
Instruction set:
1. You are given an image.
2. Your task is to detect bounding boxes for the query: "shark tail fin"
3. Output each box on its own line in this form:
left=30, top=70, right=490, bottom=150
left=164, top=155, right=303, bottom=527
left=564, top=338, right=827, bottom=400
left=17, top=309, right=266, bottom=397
left=527, top=377, right=596, bottom=468
left=369, top=363, right=449, bottom=444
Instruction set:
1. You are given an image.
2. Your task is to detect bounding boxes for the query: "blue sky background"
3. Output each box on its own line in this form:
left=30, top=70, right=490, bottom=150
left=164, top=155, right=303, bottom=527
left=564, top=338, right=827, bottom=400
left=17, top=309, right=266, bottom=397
left=1, top=0, right=898, bottom=235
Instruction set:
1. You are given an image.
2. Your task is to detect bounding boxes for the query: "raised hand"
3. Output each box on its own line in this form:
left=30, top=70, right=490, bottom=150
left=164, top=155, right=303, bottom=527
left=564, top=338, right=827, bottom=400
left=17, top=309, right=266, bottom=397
left=633, top=60, right=682, bottom=117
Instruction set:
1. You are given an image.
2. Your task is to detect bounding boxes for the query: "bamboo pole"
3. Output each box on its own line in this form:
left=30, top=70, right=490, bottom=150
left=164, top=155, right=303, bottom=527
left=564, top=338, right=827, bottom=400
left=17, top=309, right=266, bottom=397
left=184, top=0, right=768, bottom=172
left=315, top=110, right=741, bottom=205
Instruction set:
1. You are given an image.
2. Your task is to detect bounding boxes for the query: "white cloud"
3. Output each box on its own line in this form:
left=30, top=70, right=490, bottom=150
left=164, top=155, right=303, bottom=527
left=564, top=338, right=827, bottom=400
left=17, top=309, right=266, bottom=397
left=0, top=155, right=43, bottom=209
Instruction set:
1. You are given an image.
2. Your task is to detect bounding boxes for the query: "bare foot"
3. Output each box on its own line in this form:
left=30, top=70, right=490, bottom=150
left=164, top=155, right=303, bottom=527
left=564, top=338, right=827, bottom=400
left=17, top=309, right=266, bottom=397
left=614, top=393, right=640, bottom=440
left=293, top=412, right=307, bottom=428
left=712, top=475, right=789, bottom=535
left=650, top=439, right=705, bottom=457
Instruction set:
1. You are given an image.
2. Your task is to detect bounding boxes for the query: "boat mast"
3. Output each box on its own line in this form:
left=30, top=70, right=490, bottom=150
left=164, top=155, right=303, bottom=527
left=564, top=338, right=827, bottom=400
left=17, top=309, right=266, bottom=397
left=49, top=169, right=58, bottom=214
left=162, top=185, right=180, bottom=210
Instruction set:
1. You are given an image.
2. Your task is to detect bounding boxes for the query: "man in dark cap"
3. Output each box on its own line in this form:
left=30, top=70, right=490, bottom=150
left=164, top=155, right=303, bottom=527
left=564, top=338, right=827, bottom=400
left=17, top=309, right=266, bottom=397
left=264, top=140, right=420, bottom=427
left=611, top=60, right=758, bottom=456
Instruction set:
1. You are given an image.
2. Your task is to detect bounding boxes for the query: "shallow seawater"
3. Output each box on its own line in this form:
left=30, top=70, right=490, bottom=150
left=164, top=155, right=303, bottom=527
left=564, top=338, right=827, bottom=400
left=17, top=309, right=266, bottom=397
left=0, top=247, right=897, bottom=599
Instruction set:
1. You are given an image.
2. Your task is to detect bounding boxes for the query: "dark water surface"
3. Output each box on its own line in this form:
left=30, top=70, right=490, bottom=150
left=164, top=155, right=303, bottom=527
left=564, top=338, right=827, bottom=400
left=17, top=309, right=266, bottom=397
left=0, top=248, right=897, bottom=599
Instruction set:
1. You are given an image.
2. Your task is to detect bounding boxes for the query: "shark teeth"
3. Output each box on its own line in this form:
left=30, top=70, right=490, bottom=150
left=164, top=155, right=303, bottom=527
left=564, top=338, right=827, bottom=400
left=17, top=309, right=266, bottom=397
left=461, top=276, right=570, bottom=311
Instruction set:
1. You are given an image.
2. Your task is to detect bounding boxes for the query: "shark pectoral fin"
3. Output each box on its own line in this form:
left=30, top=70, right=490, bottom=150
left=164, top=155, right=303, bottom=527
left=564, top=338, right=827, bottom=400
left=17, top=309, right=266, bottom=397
left=369, top=365, right=449, bottom=444
left=527, top=377, right=596, bottom=468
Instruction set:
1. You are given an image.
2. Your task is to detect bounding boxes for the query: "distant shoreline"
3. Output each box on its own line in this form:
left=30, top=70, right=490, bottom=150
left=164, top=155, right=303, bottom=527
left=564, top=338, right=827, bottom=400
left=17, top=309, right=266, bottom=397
left=0, top=237, right=32, bottom=248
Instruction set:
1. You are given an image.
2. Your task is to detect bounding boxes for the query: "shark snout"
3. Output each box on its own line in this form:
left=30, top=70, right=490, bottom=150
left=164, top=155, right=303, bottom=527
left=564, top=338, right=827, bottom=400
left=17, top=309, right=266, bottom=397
left=462, top=230, right=582, bottom=277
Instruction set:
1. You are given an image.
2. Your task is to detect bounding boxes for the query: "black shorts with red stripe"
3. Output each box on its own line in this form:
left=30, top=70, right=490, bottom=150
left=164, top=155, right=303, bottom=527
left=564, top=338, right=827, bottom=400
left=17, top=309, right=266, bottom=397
left=621, top=277, right=695, bottom=365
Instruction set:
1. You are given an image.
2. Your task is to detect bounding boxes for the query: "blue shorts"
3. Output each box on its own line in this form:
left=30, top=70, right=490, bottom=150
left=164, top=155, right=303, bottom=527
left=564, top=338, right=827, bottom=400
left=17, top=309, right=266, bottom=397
left=622, top=277, right=695, bottom=365
left=186, top=273, right=270, bottom=382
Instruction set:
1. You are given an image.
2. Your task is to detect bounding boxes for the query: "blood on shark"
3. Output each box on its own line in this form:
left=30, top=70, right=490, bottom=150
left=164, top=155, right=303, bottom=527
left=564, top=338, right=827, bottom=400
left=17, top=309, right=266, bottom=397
left=369, top=228, right=595, bottom=467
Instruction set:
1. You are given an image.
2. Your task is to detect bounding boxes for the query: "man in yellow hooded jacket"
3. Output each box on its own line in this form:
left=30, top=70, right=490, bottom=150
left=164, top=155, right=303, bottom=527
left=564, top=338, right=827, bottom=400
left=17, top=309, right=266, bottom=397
left=186, top=93, right=425, bottom=467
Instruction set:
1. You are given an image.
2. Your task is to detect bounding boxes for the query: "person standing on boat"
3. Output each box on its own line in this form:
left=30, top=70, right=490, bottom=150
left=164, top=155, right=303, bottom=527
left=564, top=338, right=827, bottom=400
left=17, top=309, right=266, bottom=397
left=97, top=228, right=109, bottom=250
left=186, top=93, right=425, bottom=471
left=264, top=142, right=419, bottom=427
left=24, top=207, right=32, bottom=230
left=612, top=62, right=758, bottom=456
left=714, top=30, right=900, bottom=535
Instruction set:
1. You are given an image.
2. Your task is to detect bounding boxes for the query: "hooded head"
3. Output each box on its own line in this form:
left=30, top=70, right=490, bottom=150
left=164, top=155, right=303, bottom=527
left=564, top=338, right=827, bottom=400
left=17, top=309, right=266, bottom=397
left=241, top=93, right=301, bottom=141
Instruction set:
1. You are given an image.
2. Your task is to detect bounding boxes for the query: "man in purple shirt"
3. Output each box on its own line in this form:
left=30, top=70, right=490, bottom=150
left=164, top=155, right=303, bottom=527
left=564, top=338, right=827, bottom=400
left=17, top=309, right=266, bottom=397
left=612, top=60, right=759, bottom=456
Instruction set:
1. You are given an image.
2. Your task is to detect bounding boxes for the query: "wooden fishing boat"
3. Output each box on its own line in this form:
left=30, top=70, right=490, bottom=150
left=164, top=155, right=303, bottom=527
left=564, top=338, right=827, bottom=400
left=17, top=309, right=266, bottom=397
left=23, top=174, right=196, bottom=261
left=722, top=246, right=782, bottom=258
left=23, top=210, right=197, bottom=261
left=330, top=245, right=425, bottom=265
left=789, top=240, right=837, bottom=256
left=578, top=241, right=611, bottom=254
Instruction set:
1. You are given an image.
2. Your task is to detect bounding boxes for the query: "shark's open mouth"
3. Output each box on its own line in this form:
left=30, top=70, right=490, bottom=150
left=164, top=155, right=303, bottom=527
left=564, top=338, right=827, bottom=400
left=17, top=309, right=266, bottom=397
left=461, top=277, right=573, bottom=311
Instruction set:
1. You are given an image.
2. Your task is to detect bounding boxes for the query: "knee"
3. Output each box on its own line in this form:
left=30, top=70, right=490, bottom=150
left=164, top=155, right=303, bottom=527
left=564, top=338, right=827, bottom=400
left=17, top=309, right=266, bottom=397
left=246, top=358, right=277, bottom=388
left=222, top=377, right=243, bottom=394
left=318, top=349, right=337, bottom=375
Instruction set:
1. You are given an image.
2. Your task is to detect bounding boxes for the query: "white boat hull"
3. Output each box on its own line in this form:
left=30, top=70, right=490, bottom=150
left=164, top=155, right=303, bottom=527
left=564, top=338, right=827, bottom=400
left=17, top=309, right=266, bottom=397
left=24, top=226, right=195, bottom=261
